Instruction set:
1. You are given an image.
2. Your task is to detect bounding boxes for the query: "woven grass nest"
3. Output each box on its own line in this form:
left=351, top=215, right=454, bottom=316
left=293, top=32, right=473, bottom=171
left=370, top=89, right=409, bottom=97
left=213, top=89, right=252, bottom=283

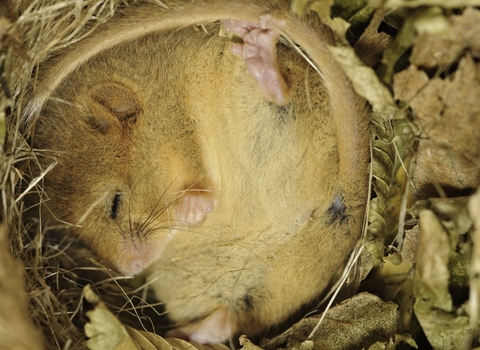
left=1, top=1, right=480, bottom=349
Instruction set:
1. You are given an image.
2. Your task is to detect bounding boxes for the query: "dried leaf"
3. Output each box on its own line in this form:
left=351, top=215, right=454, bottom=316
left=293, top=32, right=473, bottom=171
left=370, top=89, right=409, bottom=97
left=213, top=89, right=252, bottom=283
left=263, top=293, right=398, bottom=350
left=382, top=7, right=445, bottom=84
left=415, top=210, right=452, bottom=311
left=368, top=333, right=418, bottom=349
left=361, top=258, right=415, bottom=334
left=395, top=55, right=480, bottom=198
left=427, top=198, right=472, bottom=244
left=354, top=8, right=393, bottom=67
left=85, top=285, right=140, bottom=350
left=0, top=225, right=44, bottom=350
left=414, top=209, right=474, bottom=349
left=393, top=65, right=428, bottom=103
left=401, top=225, right=420, bottom=264
left=392, top=9, right=480, bottom=200
left=313, top=0, right=397, bottom=108
left=238, top=335, right=263, bottom=350
left=408, top=197, right=473, bottom=290
left=126, top=328, right=172, bottom=350
left=329, top=45, right=397, bottom=113
left=166, top=337, right=229, bottom=350
left=411, top=8, right=480, bottom=67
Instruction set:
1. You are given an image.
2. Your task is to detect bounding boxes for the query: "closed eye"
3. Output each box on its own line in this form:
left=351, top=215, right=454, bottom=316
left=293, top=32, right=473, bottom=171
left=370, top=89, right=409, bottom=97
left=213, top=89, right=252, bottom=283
left=111, top=193, right=121, bottom=219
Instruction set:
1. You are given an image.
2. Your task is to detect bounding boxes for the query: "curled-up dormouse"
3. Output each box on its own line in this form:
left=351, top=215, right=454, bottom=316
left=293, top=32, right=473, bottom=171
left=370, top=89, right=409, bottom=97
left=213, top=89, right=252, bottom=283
left=25, top=0, right=370, bottom=344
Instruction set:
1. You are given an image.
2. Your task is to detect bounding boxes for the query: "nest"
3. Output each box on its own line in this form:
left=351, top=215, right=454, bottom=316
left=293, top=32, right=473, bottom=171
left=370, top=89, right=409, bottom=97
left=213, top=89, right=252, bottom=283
left=1, top=1, right=480, bottom=349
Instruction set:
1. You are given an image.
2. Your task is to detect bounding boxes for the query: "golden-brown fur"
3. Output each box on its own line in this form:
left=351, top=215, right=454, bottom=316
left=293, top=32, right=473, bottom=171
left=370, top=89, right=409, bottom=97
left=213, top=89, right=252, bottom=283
left=25, top=0, right=370, bottom=343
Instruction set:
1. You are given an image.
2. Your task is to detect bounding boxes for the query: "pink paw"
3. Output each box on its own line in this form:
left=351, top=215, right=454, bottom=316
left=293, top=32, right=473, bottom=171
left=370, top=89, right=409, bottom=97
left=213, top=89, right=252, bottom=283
left=222, top=16, right=290, bottom=105
left=165, top=307, right=234, bottom=344
left=173, top=190, right=215, bottom=226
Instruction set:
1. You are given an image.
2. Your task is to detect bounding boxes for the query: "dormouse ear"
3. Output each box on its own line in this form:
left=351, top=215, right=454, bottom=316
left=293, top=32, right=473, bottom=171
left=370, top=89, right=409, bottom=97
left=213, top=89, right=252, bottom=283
left=87, top=82, right=141, bottom=133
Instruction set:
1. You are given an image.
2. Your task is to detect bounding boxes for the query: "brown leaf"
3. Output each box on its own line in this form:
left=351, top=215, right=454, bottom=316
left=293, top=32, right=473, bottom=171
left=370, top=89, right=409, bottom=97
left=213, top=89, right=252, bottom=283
left=166, top=337, right=229, bottom=350
left=263, top=293, right=398, bottom=350
left=238, top=335, right=263, bottom=350
left=393, top=65, right=429, bottom=103
left=85, top=285, right=140, bottom=350
left=329, top=45, right=397, bottom=113
left=354, top=8, right=393, bottom=68
left=413, top=209, right=474, bottom=349
left=394, top=55, right=480, bottom=198
left=368, top=333, right=418, bottom=349
left=0, top=225, right=44, bottom=350
left=415, top=210, right=451, bottom=311
left=394, top=10, right=480, bottom=198
left=402, top=225, right=420, bottom=264
left=411, top=8, right=480, bottom=68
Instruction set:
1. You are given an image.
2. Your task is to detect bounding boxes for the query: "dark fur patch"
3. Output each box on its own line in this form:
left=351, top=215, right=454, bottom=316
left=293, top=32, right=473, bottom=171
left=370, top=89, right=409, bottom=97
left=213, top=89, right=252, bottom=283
left=271, top=102, right=295, bottom=128
left=327, top=194, right=347, bottom=223
left=241, top=292, right=255, bottom=312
